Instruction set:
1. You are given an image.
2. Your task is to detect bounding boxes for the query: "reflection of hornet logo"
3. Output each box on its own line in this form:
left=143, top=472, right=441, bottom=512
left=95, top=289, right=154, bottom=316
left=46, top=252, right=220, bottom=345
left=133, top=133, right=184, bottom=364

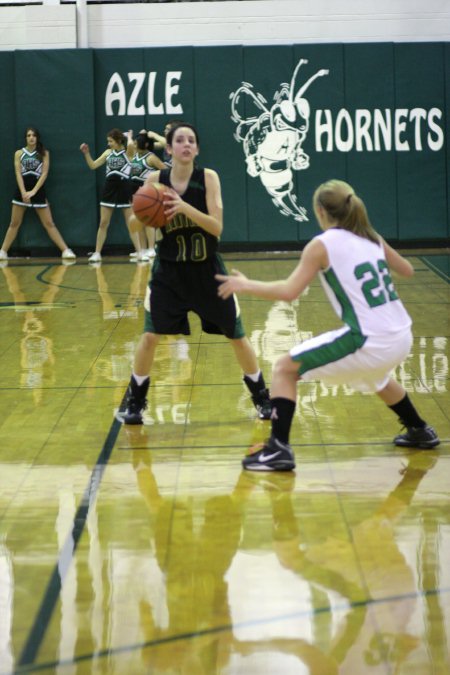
left=230, top=59, right=328, bottom=222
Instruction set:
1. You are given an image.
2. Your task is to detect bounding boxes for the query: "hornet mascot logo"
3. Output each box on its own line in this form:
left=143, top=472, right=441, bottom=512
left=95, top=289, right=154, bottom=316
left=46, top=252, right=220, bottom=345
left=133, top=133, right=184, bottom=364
left=230, top=59, right=328, bottom=222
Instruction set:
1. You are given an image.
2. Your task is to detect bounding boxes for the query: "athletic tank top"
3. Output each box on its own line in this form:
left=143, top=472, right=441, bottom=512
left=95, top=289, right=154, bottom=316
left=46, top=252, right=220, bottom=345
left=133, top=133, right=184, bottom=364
left=157, top=167, right=219, bottom=262
left=317, top=228, right=412, bottom=336
left=105, top=149, right=131, bottom=180
left=130, top=152, right=156, bottom=183
left=20, top=148, right=43, bottom=178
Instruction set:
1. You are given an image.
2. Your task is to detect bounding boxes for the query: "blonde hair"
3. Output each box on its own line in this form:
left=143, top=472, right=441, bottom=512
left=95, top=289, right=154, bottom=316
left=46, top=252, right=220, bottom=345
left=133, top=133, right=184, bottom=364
left=313, top=179, right=380, bottom=244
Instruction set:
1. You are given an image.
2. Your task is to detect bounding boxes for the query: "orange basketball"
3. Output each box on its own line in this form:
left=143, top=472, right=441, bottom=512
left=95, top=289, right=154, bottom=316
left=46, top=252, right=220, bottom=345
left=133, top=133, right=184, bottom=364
left=132, top=182, right=169, bottom=228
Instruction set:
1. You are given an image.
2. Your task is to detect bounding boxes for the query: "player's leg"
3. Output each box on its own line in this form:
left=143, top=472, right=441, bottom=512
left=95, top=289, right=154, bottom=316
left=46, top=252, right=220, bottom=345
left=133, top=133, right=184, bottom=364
left=123, top=207, right=146, bottom=260
left=377, top=378, right=440, bottom=449
left=119, top=331, right=161, bottom=425
left=119, top=265, right=177, bottom=425
left=0, top=205, right=26, bottom=257
left=241, top=328, right=360, bottom=472
left=89, top=206, right=113, bottom=262
left=36, top=205, right=75, bottom=258
left=241, top=352, right=298, bottom=472
left=229, top=336, right=271, bottom=420
left=203, top=254, right=272, bottom=420
left=141, top=226, right=156, bottom=258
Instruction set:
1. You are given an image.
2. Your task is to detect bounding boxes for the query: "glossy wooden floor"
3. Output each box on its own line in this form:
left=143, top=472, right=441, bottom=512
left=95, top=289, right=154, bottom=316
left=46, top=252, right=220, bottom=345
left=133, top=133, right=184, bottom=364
left=0, top=251, right=449, bottom=675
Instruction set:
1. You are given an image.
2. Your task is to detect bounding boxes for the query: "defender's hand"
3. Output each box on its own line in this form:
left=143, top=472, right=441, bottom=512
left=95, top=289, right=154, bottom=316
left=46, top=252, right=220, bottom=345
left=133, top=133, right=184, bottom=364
left=215, top=269, right=247, bottom=299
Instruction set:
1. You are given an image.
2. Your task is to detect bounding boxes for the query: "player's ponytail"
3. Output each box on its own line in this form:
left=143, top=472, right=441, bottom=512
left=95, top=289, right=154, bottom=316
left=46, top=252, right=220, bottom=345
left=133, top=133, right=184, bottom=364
left=313, top=179, right=379, bottom=244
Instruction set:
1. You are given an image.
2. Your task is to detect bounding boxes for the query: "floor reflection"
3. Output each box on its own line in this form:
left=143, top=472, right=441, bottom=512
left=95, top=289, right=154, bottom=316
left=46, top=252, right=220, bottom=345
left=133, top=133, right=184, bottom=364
left=0, top=254, right=448, bottom=673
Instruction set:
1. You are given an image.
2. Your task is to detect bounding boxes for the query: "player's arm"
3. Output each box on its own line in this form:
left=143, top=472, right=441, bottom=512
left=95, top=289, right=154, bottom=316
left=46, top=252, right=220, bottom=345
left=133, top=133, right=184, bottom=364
left=163, top=168, right=223, bottom=237
left=146, top=130, right=166, bottom=149
left=381, top=238, right=414, bottom=277
left=149, top=154, right=166, bottom=170
left=216, top=238, right=326, bottom=302
left=80, top=144, right=109, bottom=170
left=27, top=152, right=49, bottom=197
left=125, top=130, right=136, bottom=160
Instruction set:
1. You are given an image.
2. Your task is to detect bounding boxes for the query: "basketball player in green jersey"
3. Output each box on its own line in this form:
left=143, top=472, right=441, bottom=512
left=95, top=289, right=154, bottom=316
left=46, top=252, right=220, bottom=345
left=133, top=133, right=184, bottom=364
left=217, top=179, right=440, bottom=471
left=118, top=123, right=271, bottom=425
left=0, top=127, right=75, bottom=262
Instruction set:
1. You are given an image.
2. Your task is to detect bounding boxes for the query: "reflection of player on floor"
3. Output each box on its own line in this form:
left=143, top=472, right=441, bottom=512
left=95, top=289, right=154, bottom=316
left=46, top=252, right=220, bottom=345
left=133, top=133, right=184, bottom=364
left=118, top=123, right=271, bottom=425
left=87, top=262, right=150, bottom=412
left=227, top=453, right=437, bottom=673
left=1, top=263, right=73, bottom=404
left=0, top=127, right=75, bottom=262
left=125, top=437, right=254, bottom=674
left=217, top=179, right=440, bottom=471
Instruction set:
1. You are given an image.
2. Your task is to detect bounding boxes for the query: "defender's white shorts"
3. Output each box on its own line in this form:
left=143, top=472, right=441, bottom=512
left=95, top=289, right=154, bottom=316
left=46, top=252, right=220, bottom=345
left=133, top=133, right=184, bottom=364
left=290, top=326, right=413, bottom=393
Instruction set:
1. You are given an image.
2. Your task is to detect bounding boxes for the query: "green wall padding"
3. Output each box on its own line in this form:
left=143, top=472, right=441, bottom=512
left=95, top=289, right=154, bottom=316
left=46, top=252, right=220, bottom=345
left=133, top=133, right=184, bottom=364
left=0, top=42, right=448, bottom=253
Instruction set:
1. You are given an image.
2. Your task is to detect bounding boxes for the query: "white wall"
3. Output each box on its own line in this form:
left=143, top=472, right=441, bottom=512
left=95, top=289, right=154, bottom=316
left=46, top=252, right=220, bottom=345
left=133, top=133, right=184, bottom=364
left=0, top=4, right=75, bottom=49
left=0, top=0, right=450, bottom=51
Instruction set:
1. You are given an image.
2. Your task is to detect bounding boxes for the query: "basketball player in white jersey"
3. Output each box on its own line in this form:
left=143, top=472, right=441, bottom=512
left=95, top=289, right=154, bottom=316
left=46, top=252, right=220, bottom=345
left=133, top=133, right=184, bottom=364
left=216, top=179, right=440, bottom=471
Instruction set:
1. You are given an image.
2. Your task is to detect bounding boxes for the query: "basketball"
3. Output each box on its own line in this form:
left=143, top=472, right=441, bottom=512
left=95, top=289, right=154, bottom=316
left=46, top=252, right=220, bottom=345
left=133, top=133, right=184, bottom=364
left=132, top=182, right=168, bottom=228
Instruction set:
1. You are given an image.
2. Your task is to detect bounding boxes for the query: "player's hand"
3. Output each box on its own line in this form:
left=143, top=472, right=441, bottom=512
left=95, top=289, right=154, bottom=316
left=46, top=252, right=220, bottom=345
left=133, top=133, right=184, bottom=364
left=215, top=269, right=247, bottom=299
left=80, top=143, right=89, bottom=154
left=163, top=188, right=184, bottom=220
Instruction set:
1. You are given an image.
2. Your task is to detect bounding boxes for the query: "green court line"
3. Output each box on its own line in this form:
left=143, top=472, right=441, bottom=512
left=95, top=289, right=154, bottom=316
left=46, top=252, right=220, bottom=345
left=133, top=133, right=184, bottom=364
left=16, top=397, right=127, bottom=669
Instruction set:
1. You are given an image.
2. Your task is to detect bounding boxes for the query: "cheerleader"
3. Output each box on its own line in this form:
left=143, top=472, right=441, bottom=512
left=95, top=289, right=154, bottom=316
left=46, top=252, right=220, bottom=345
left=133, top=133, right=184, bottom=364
left=80, top=129, right=144, bottom=263
left=0, top=127, right=75, bottom=261
left=129, top=131, right=165, bottom=259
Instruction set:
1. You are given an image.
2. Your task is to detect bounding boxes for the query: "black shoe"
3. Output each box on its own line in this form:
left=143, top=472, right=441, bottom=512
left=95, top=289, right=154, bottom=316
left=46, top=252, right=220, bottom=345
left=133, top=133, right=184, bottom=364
left=120, top=399, right=147, bottom=425
left=254, top=393, right=272, bottom=420
left=393, top=424, right=440, bottom=449
left=243, top=374, right=272, bottom=420
left=242, top=437, right=295, bottom=472
left=117, top=376, right=149, bottom=425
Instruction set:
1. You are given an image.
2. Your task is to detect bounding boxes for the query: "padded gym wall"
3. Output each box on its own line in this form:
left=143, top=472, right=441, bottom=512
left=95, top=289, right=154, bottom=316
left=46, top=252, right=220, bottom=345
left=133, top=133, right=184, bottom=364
left=0, top=49, right=96, bottom=252
left=0, top=42, right=448, bottom=253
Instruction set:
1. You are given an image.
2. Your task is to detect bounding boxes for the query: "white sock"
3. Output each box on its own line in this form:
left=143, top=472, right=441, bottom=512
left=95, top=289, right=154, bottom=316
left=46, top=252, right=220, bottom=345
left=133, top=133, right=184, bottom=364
left=244, top=370, right=261, bottom=383
left=133, top=373, right=149, bottom=386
